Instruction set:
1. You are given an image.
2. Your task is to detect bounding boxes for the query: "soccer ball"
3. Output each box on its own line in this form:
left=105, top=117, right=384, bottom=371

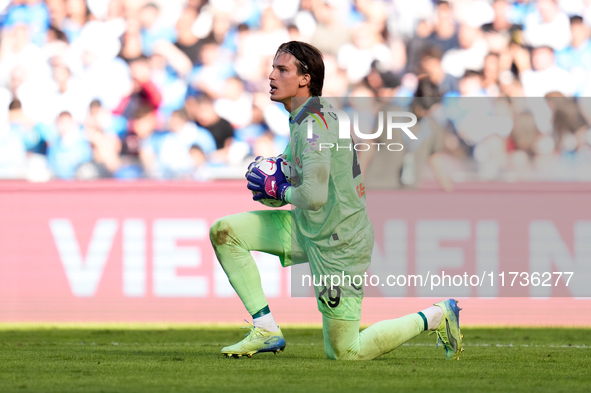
left=249, top=156, right=296, bottom=207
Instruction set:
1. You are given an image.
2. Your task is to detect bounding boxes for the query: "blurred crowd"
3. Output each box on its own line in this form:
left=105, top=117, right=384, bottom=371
left=0, top=0, right=590, bottom=182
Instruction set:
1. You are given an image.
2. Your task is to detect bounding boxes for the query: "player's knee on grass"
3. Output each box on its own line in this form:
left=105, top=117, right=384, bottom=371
left=322, top=316, right=362, bottom=361
left=324, top=333, right=359, bottom=361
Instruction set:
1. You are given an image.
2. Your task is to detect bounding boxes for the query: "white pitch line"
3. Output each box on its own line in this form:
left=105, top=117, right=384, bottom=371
left=400, top=343, right=590, bottom=349
left=292, top=343, right=591, bottom=349
left=64, top=342, right=591, bottom=349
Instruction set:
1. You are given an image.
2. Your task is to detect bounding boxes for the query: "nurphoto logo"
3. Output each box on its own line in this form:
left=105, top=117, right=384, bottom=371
left=306, top=108, right=418, bottom=152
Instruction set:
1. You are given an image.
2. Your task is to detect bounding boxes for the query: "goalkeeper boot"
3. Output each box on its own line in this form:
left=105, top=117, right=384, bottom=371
left=221, top=323, right=286, bottom=358
left=432, top=299, right=464, bottom=360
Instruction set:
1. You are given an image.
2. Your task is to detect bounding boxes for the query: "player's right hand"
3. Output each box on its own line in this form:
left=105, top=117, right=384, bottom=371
left=246, top=158, right=290, bottom=201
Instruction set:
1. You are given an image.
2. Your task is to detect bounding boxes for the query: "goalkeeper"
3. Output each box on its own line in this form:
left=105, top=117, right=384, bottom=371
left=210, top=41, right=463, bottom=360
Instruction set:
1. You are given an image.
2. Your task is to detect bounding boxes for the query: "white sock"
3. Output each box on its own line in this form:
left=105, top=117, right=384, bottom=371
left=421, top=306, right=443, bottom=330
left=253, top=312, right=279, bottom=332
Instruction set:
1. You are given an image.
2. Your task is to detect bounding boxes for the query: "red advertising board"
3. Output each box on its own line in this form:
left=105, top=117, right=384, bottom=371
left=0, top=181, right=589, bottom=326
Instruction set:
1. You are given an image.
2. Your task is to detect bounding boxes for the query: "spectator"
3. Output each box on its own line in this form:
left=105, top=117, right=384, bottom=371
left=482, top=53, right=502, bottom=97
left=174, top=7, right=203, bottom=66
left=498, top=70, right=525, bottom=97
left=555, top=15, right=591, bottom=71
left=545, top=92, right=588, bottom=153
left=0, top=24, right=51, bottom=99
left=555, top=16, right=591, bottom=96
left=0, top=114, right=27, bottom=179
left=363, top=1, right=389, bottom=41
left=85, top=99, right=115, bottom=134
left=442, top=23, right=489, bottom=79
left=337, top=22, right=392, bottom=83
left=9, top=99, right=52, bottom=154
left=364, top=78, right=452, bottom=191
left=407, top=19, right=434, bottom=74
left=515, top=45, right=574, bottom=96
left=44, top=25, right=69, bottom=56
left=125, top=104, right=168, bottom=178
left=390, top=0, right=434, bottom=39
left=427, top=1, right=460, bottom=54
left=75, top=26, right=130, bottom=112
left=82, top=99, right=121, bottom=178
left=44, top=60, right=90, bottom=123
left=511, top=112, right=540, bottom=157
left=158, top=109, right=216, bottom=179
left=256, top=7, right=290, bottom=56
left=322, top=55, right=349, bottom=97
left=482, top=0, right=523, bottom=37
left=46, top=111, right=92, bottom=179
left=119, top=18, right=143, bottom=62
left=507, top=112, right=539, bottom=180
left=186, top=94, right=234, bottom=151
left=419, top=45, right=459, bottom=96
left=251, top=130, right=282, bottom=159
left=189, top=144, right=212, bottom=181
left=233, top=7, right=288, bottom=86
left=189, top=40, right=235, bottom=98
left=114, top=56, right=162, bottom=122
left=364, top=59, right=402, bottom=97
left=208, top=13, right=237, bottom=53
left=150, top=42, right=190, bottom=118
left=214, top=77, right=253, bottom=130
left=46, top=0, right=67, bottom=28
left=523, top=0, right=571, bottom=50
left=509, top=0, right=538, bottom=26
left=458, top=70, right=486, bottom=97
left=481, top=0, right=521, bottom=74
left=0, top=0, right=589, bottom=182
left=62, top=0, right=90, bottom=44
left=139, top=2, right=177, bottom=56
left=2, top=0, right=50, bottom=47
left=310, top=1, right=352, bottom=57
left=233, top=24, right=260, bottom=83
left=287, top=23, right=300, bottom=42
left=77, top=115, right=120, bottom=181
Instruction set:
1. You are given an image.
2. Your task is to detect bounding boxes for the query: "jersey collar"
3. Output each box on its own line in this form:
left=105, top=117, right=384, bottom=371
left=289, top=96, right=315, bottom=124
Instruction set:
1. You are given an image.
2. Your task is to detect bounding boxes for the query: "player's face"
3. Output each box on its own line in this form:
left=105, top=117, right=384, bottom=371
left=268, top=52, right=307, bottom=110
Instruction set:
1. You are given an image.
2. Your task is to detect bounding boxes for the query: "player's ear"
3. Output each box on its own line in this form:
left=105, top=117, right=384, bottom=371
left=299, top=74, right=310, bottom=88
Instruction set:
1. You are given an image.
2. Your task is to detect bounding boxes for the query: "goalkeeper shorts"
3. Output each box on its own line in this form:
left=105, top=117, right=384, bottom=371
left=270, top=210, right=374, bottom=321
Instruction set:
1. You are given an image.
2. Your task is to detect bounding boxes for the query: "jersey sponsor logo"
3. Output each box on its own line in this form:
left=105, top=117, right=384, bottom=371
left=306, top=133, right=319, bottom=145
left=306, top=107, right=328, bottom=130
left=302, top=132, right=320, bottom=154
left=356, top=183, right=366, bottom=198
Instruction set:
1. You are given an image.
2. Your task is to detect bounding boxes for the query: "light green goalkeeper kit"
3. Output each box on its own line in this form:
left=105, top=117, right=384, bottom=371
left=210, top=97, right=462, bottom=360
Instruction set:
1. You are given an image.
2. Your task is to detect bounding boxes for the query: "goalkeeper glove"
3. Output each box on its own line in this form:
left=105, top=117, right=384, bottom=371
left=245, top=156, right=265, bottom=177
left=246, top=157, right=291, bottom=202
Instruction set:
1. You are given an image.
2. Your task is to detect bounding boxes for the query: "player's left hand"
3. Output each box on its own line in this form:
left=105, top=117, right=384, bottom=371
left=246, top=158, right=290, bottom=201
left=245, top=156, right=265, bottom=178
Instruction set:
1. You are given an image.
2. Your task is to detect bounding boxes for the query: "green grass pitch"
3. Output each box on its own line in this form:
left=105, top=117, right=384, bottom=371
left=0, top=325, right=590, bottom=393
